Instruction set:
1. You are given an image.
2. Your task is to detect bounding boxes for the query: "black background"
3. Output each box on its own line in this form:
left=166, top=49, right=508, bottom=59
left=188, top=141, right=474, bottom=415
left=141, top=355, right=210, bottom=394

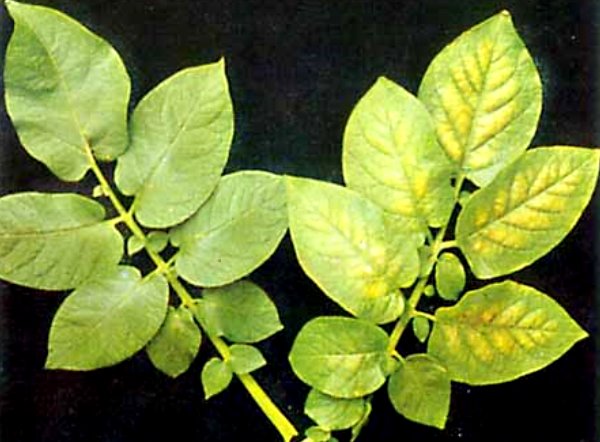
left=0, top=1, right=597, bottom=441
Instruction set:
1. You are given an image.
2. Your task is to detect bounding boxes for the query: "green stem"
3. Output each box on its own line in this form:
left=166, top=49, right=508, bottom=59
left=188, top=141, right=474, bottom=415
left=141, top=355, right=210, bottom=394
left=387, top=174, right=465, bottom=355
left=85, top=147, right=298, bottom=442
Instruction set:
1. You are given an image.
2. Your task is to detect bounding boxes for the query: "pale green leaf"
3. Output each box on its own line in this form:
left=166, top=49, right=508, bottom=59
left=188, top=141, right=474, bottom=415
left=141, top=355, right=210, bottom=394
left=456, top=147, right=600, bottom=278
left=0, top=192, right=122, bottom=290
left=428, top=280, right=588, bottom=385
left=289, top=316, right=389, bottom=398
left=92, top=185, right=105, bottom=198
left=195, top=280, right=282, bottom=343
left=115, top=59, right=233, bottom=228
left=286, top=177, right=418, bottom=324
left=201, top=357, right=233, bottom=399
left=146, top=306, right=201, bottom=378
left=305, top=389, right=366, bottom=431
left=418, top=11, right=542, bottom=186
left=305, top=427, right=331, bottom=442
left=127, top=231, right=169, bottom=256
left=5, top=0, right=130, bottom=181
left=127, top=236, right=144, bottom=256
left=228, top=344, right=266, bottom=374
left=343, top=77, right=454, bottom=234
left=435, top=252, right=465, bottom=300
left=350, top=401, right=371, bottom=442
left=172, top=171, right=287, bottom=287
left=46, top=267, right=169, bottom=370
left=387, top=354, right=451, bottom=429
left=412, top=317, right=431, bottom=343
left=423, top=285, right=435, bottom=297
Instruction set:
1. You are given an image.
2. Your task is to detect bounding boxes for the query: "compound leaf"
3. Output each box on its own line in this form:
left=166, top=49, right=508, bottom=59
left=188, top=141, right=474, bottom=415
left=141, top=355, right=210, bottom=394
left=195, top=280, right=282, bottom=343
left=228, top=344, right=266, bottom=374
left=435, top=252, right=466, bottom=301
left=418, top=11, right=542, bottom=186
left=305, top=389, right=366, bottom=431
left=146, top=305, right=201, bottom=378
left=172, top=171, right=287, bottom=287
left=457, top=147, right=600, bottom=278
left=289, top=316, right=390, bottom=398
left=0, top=192, right=122, bottom=290
left=286, top=177, right=418, bottom=324
left=387, top=354, right=451, bottom=429
left=343, top=77, right=454, bottom=235
left=46, top=267, right=169, bottom=370
left=201, top=357, right=233, bottom=399
left=428, top=281, right=588, bottom=385
left=115, top=59, right=233, bottom=228
left=5, top=0, right=130, bottom=181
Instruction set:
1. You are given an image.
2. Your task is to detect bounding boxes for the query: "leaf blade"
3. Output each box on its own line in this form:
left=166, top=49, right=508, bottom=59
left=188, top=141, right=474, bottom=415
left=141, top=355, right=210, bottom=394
left=5, top=0, right=130, bottom=180
left=115, top=60, right=233, bottom=228
left=173, top=171, right=287, bottom=287
left=146, top=305, right=202, bottom=378
left=418, top=11, right=542, bottom=186
left=428, top=280, right=588, bottom=385
left=435, top=252, right=466, bottom=301
left=387, top=354, right=451, bottom=429
left=305, top=389, right=366, bottom=431
left=289, top=316, right=390, bottom=398
left=202, top=357, right=233, bottom=399
left=286, top=177, right=417, bottom=323
left=456, top=147, right=600, bottom=278
left=0, top=192, right=123, bottom=290
left=46, top=267, right=169, bottom=370
left=343, top=77, right=454, bottom=233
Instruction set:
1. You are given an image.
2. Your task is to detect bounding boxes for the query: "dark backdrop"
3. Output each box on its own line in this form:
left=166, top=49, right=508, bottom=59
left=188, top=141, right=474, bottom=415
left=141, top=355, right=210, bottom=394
left=0, top=1, right=597, bottom=441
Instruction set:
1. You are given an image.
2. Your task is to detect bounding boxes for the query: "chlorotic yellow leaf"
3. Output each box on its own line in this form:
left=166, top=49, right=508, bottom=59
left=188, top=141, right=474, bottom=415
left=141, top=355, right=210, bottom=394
left=457, top=147, right=600, bottom=278
left=428, top=281, right=588, bottom=385
left=419, top=11, right=542, bottom=186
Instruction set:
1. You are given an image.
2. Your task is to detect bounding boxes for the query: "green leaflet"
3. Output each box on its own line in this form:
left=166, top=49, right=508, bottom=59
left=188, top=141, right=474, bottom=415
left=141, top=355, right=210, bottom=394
left=5, top=0, right=130, bottom=181
left=115, top=59, right=233, bottom=228
left=418, top=11, right=542, bottom=186
left=286, top=177, right=417, bottom=324
left=201, top=357, right=233, bottom=399
left=428, top=281, right=587, bottom=385
left=305, top=389, right=366, bottom=431
left=343, top=76, right=454, bottom=235
left=46, top=267, right=169, bottom=370
left=172, top=171, right=287, bottom=287
left=289, top=316, right=390, bottom=398
left=0, top=192, right=122, bottom=290
left=195, top=281, right=283, bottom=343
left=457, top=147, right=600, bottom=278
left=305, top=427, right=332, bottom=442
left=146, top=306, right=202, bottom=378
left=412, top=317, right=431, bottom=343
left=228, top=344, right=266, bottom=374
left=387, top=354, right=451, bottom=429
left=435, top=252, right=466, bottom=301
left=127, top=231, right=169, bottom=256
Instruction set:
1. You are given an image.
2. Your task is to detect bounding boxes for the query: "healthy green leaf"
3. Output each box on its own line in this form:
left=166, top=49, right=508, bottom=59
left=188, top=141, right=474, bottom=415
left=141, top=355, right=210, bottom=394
left=289, top=316, right=390, bottom=398
left=387, top=354, right=451, bottom=429
left=5, top=0, right=130, bottom=181
left=418, top=11, right=542, bottom=186
left=435, top=252, right=466, bottom=301
left=115, top=59, right=233, bottom=228
left=172, top=171, right=287, bottom=287
left=423, top=285, right=436, bottom=297
left=228, top=344, right=266, bottom=374
left=412, top=317, right=431, bottom=343
left=201, top=357, right=233, bottom=399
left=305, top=389, right=366, bottom=431
left=128, top=231, right=169, bottom=256
left=350, top=400, right=372, bottom=442
left=456, top=147, right=600, bottom=278
left=146, top=305, right=202, bottom=378
left=0, top=192, right=122, bottom=290
left=195, top=280, right=282, bottom=343
left=46, top=267, right=169, bottom=370
left=343, top=76, right=454, bottom=235
left=286, top=177, right=418, bottom=323
left=428, top=280, right=588, bottom=385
